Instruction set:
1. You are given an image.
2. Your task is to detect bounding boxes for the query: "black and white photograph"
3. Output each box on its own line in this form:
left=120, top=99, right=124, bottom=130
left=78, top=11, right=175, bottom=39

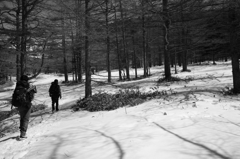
left=0, top=0, right=240, bottom=159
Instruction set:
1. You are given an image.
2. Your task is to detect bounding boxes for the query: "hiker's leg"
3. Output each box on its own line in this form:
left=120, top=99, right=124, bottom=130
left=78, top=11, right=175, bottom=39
left=19, top=107, right=24, bottom=135
left=22, top=107, right=31, bottom=135
left=51, top=97, right=55, bottom=111
left=56, top=98, right=59, bottom=111
left=18, top=106, right=31, bottom=137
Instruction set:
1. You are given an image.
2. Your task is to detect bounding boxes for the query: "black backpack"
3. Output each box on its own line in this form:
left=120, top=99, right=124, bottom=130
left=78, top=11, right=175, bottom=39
left=49, top=84, right=60, bottom=95
left=11, top=86, right=28, bottom=107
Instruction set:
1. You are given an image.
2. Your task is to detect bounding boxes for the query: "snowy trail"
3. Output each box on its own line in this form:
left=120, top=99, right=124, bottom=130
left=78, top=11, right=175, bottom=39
left=1, top=96, right=240, bottom=159
left=1, top=63, right=240, bottom=159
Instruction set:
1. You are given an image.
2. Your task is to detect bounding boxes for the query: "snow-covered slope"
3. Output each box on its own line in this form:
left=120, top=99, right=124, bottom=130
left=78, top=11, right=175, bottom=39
left=1, top=62, right=240, bottom=159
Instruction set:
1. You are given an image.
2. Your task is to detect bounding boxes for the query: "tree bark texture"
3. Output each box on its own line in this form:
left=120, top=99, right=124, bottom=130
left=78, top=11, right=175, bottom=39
left=85, top=0, right=92, bottom=97
left=105, top=0, right=111, bottom=83
left=163, top=0, right=171, bottom=79
left=142, top=0, right=147, bottom=77
left=119, top=0, right=130, bottom=80
left=114, top=5, right=122, bottom=81
left=61, top=10, right=68, bottom=82
left=21, top=0, right=27, bottom=75
left=229, top=0, right=240, bottom=93
left=16, top=0, right=21, bottom=81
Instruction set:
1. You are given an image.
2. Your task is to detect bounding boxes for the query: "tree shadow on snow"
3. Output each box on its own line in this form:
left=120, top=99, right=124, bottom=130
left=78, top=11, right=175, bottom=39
left=46, top=129, right=124, bottom=159
left=94, top=130, right=125, bottom=159
left=48, top=136, right=67, bottom=159
left=0, top=136, right=18, bottom=143
left=153, top=122, right=232, bottom=159
left=218, top=116, right=240, bottom=128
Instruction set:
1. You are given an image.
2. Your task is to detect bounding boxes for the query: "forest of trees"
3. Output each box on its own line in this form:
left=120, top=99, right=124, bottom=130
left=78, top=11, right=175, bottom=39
left=0, top=0, right=240, bottom=97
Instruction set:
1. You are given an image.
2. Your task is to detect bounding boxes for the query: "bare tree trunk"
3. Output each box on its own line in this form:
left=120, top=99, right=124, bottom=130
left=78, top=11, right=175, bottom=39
left=114, top=4, right=122, bottom=81
left=158, top=47, right=162, bottom=66
left=16, top=0, right=21, bottom=81
left=105, top=0, right=111, bottom=83
left=70, top=26, right=77, bottom=82
left=73, top=0, right=78, bottom=82
left=73, top=43, right=77, bottom=82
left=170, top=52, right=174, bottom=68
left=75, top=53, right=78, bottom=82
left=13, top=0, right=44, bottom=79
left=21, top=0, right=42, bottom=76
left=77, top=44, right=82, bottom=82
left=119, top=0, right=130, bottom=80
left=85, top=0, right=92, bottom=97
left=146, top=28, right=151, bottom=75
left=131, top=30, right=138, bottom=79
left=229, top=0, right=240, bottom=93
left=174, top=48, right=177, bottom=74
left=142, top=0, right=147, bottom=77
left=182, top=29, right=188, bottom=71
left=163, top=0, right=171, bottom=79
left=21, top=0, right=27, bottom=75
left=61, top=9, right=68, bottom=82
left=76, top=0, right=82, bottom=82
left=180, top=1, right=188, bottom=72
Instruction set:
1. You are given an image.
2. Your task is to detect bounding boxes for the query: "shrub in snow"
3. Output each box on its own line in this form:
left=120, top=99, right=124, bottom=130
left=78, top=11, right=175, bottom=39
left=158, top=76, right=193, bottom=83
left=74, top=88, right=168, bottom=112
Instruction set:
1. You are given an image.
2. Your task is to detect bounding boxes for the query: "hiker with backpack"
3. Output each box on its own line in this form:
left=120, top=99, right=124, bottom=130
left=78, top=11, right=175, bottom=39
left=49, top=79, right=61, bottom=113
left=12, top=75, right=37, bottom=139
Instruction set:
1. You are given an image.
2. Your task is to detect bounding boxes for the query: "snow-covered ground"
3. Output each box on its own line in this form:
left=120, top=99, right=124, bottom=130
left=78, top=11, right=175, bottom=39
left=1, top=62, right=240, bottom=159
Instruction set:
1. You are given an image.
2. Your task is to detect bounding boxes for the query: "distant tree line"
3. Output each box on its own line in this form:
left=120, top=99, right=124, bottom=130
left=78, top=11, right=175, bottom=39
left=0, top=0, right=240, bottom=95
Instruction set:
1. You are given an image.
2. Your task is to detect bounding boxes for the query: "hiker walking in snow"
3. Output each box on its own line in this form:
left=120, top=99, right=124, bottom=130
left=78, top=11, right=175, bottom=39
left=12, top=75, right=37, bottom=139
left=49, top=79, right=61, bottom=113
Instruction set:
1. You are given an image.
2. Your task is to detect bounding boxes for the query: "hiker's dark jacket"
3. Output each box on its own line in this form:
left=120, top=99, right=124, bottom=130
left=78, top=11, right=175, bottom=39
left=49, top=82, right=61, bottom=98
